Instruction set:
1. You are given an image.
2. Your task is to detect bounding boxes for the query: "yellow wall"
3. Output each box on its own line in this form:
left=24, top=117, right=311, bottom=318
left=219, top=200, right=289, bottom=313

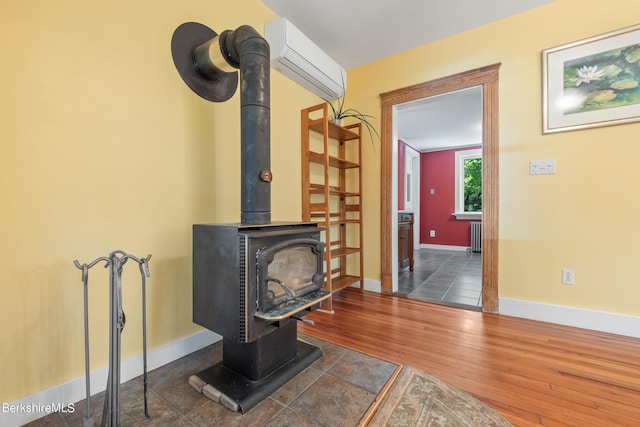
left=4, top=0, right=640, bottom=405
left=348, top=0, right=640, bottom=315
left=0, top=0, right=319, bottom=403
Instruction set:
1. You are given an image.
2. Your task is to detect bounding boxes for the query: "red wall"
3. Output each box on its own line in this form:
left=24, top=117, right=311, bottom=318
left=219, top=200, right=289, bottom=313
left=420, top=146, right=480, bottom=246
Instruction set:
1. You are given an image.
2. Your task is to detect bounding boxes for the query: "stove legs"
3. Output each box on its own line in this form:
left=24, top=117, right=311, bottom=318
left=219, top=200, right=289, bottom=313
left=189, top=321, right=321, bottom=413
left=223, top=319, right=298, bottom=380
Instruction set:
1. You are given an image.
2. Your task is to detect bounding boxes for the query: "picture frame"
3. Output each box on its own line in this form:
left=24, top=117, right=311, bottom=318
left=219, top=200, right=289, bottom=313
left=542, top=24, right=640, bottom=133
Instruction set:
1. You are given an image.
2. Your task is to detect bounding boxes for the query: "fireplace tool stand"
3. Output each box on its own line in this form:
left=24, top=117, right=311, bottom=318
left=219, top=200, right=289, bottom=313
left=74, top=250, right=152, bottom=427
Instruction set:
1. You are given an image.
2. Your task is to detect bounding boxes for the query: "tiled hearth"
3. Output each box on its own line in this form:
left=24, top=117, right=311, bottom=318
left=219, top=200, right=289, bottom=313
left=25, top=335, right=397, bottom=427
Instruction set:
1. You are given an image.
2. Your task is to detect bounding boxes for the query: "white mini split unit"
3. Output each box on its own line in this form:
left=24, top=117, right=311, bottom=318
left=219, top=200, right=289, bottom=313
left=265, top=17, right=346, bottom=101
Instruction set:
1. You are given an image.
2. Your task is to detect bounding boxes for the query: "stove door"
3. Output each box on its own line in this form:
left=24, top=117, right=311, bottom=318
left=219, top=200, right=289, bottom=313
left=256, top=238, right=328, bottom=320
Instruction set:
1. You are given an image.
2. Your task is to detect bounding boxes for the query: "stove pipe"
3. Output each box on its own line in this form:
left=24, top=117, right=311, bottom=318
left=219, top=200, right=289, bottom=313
left=171, top=23, right=271, bottom=225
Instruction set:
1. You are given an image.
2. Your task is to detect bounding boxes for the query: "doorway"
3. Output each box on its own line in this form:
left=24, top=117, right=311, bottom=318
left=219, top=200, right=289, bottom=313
left=396, top=86, right=483, bottom=310
left=380, top=64, right=500, bottom=312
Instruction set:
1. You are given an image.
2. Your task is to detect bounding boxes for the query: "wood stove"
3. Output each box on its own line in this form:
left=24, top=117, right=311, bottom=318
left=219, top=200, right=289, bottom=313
left=191, top=222, right=328, bottom=411
left=171, top=22, right=329, bottom=413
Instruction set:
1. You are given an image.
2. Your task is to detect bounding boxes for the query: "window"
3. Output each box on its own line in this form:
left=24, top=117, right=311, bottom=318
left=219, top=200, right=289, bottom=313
left=454, top=148, right=482, bottom=220
left=404, top=147, right=419, bottom=211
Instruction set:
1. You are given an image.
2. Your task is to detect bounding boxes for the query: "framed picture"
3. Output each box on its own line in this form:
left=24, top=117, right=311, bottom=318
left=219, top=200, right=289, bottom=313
left=542, top=24, right=640, bottom=133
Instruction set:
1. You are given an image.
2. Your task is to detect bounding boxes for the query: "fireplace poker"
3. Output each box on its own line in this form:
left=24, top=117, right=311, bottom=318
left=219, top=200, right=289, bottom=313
left=138, top=254, right=152, bottom=420
left=74, top=256, right=109, bottom=427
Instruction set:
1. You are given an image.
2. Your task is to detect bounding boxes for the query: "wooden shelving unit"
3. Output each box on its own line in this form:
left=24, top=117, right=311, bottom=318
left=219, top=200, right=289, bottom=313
left=301, top=103, right=364, bottom=312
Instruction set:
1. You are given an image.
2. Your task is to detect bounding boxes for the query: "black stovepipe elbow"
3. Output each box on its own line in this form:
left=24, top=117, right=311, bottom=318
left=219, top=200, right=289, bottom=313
left=187, top=24, right=272, bottom=225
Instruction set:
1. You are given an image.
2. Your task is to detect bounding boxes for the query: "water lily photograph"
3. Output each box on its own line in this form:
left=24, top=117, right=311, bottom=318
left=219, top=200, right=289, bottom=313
left=543, top=24, right=640, bottom=133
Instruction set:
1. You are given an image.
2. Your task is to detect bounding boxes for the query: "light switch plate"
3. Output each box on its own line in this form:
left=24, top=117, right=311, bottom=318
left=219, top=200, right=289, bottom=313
left=530, top=159, right=556, bottom=175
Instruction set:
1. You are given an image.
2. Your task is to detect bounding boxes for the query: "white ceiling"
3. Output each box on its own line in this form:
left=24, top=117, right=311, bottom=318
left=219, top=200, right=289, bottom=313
left=396, top=86, right=483, bottom=151
left=261, top=0, right=555, bottom=151
left=261, top=0, right=554, bottom=70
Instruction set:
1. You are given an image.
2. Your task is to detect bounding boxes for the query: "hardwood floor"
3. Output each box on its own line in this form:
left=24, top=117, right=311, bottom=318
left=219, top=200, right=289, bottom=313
left=299, top=289, right=640, bottom=426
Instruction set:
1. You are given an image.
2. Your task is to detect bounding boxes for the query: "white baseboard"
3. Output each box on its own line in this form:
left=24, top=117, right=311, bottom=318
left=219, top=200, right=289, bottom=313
left=342, top=283, right=639, bottom=340
left=2, top=329, right=221, bottom=427
left=500, top=298, right=640, bottom=339
left=355, top=283, right=640, bottom=339
left=362, top=278, right=382, bottom=293
left=347, top=279, right=382, bottom=293
left=421, top=244, right=469, bottom=251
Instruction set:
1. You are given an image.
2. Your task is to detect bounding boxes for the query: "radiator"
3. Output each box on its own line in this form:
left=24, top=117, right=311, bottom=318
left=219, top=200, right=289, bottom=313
left=470, top=222, right=482, bottom=253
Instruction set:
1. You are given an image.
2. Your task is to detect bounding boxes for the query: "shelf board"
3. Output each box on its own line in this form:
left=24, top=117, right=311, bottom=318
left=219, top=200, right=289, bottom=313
left=308, top=119, right=360, bottom=141
left=309, top=183, right=360, bottom=197
left=315, top=220, right=363, bottom=228
left=330, top=275, right=362, bottom=292
left=308, top=203, right=327, bottom=212
left=309, top=151, right=359, bottom=169
left=329, top=247, right=361, bottom=258
left=329, top=219, right=360, bottom=225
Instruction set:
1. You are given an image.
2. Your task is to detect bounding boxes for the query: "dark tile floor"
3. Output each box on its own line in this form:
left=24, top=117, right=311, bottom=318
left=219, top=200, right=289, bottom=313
left=25, top=334, right=397, bottom=427
left=396, top=248, right=482, bottom=311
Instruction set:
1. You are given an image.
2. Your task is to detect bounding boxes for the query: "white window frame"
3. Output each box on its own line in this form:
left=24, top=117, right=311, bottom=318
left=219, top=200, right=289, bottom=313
left=453, top=148, right=482, bottom=220
left=404, top=148, right=419, bottom=211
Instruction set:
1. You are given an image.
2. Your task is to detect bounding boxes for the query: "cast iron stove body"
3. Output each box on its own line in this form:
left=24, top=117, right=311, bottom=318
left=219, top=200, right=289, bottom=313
left=192, top=221, right=328, bottom=410
left=193, top=222, right=326, bottom=342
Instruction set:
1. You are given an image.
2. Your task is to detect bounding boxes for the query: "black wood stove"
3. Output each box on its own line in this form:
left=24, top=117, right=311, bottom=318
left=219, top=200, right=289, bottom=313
left=171, top=22, right=329, bottom=412
left=192, top=222, right=328, bottom=411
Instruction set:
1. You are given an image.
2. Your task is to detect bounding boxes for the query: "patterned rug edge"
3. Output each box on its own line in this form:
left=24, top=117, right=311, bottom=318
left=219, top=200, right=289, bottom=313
left=366, top=365, right=513, bottom=426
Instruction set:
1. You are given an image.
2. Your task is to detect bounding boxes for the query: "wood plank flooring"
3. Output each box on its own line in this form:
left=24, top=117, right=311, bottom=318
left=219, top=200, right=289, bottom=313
left=298, top=289, right=640, bottom=426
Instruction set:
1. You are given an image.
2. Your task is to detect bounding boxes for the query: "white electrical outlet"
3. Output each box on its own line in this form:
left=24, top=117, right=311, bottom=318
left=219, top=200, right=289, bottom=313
left=429, top=230, right=436, bottom=237
left=562, top=268, right=575, bottom=285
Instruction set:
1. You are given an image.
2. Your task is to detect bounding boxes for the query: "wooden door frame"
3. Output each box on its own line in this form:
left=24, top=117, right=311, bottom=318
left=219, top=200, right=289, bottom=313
left=380, top=63, right=500, bottom=312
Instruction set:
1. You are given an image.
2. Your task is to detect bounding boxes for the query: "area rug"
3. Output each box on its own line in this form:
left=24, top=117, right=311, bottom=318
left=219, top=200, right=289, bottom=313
left=368, top=366, right=512, bottom=426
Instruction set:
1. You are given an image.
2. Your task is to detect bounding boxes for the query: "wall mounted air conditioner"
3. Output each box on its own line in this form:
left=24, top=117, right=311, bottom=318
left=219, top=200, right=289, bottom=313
left=264, top=17, right=345, bottom=101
